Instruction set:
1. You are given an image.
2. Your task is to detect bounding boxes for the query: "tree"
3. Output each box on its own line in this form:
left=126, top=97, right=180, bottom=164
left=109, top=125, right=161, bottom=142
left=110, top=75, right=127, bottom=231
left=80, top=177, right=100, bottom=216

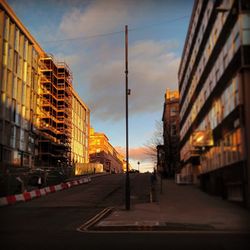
left=144, top=120, right=163, bottom=162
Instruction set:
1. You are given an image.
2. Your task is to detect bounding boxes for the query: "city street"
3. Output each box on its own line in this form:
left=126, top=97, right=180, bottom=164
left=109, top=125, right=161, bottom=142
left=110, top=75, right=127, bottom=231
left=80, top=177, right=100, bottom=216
left=1, top=174, right=250, bottom=250
left=1, top=1, right=250, bottom=249
left=0, top=173, right=150, bottom=249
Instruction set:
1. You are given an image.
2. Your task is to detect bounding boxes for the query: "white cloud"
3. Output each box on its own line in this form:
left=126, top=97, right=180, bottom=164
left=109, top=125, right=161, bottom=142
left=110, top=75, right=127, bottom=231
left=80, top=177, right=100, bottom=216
left=83, top=39, right=179, bottom=121
left=59, top=0, right=130, bottom=38
left=43, top=0, right=181, bottom=122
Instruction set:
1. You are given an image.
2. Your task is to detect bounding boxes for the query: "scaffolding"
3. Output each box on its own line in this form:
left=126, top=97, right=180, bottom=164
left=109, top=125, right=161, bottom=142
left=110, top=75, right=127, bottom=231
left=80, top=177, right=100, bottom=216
left=37, top=54, right=73, bottom=168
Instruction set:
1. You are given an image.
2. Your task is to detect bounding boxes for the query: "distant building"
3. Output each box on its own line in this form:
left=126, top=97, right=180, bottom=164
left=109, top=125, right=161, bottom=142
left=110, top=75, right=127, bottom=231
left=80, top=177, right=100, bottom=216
left=161, top=89, right=180, bottom=178
left=178, top=0, right=250, bottom=206
left=122, top=159, right=132, bottom=173
left=89, top=128, right=123, bottom=173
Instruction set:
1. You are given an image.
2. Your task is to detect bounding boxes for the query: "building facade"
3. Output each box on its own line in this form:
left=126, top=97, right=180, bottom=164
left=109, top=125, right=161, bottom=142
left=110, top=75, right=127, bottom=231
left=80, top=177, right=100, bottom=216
left=89, top=128, right=123, bottom=173
left=178, top=0, right=250, bottom=206
left=0, top=1, right=43, bottom=172
left=161, top=89, right=180, bottom=178
left=156, top=145, right=165, bottom=175
left=71, top=89, right=90, bottom=164
left=0, top=1, right=90, bottom=176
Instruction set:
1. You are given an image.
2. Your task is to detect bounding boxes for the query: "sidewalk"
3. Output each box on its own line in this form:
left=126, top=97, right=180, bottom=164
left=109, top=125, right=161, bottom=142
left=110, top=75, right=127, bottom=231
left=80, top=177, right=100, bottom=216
left=93, top=179, right=250, bottom=231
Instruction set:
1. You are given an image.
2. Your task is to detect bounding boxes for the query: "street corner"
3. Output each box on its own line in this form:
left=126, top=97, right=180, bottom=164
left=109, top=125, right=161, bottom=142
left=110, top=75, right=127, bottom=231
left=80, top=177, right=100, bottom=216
left=77, top=207, right=115, bottom=232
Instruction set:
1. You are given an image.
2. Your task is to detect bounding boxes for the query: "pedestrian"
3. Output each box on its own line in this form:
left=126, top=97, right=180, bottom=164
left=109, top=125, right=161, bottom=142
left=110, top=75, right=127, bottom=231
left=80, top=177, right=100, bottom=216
left=38, top=176, right=42, bottom=189
left=150, top=173, right=156, bottom=186
left=150, top=172, right=157, bottom=202
left=16, top=177, right=24, bottom=193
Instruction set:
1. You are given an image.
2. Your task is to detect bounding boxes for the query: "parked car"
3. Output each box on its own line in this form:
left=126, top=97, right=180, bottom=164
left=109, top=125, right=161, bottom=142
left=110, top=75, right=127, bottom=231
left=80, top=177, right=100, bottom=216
left=45, top=169, right=66, bottom=185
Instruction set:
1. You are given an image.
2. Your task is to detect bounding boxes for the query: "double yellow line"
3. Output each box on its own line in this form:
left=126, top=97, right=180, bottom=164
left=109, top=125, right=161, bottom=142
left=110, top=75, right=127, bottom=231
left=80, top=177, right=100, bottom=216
left=77, top=207, right=114, bottom=232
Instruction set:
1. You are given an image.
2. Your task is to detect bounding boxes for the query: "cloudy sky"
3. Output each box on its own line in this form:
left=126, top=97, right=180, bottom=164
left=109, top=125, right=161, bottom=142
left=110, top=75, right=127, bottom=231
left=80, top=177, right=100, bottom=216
left=8, top=0, right=193, bottom=172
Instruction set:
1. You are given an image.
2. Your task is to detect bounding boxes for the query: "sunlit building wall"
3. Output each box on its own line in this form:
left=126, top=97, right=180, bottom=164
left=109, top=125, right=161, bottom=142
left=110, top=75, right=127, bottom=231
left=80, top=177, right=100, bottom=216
left=89, top=128, right=123, bottom=173
left=178, top=0, right=250, bottom=206
left=0, top=1, right=44, bottom=171
left=162, top=89, right=180, bottom=178
left=0, top=1, right=91, bottom=173
left=71, top=89, right=90, bottom=164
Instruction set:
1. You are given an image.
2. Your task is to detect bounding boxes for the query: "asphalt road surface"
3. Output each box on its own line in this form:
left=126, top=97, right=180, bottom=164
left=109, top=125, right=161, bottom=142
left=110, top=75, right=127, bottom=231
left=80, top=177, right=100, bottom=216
left=0, top=173, right=249, bottom=250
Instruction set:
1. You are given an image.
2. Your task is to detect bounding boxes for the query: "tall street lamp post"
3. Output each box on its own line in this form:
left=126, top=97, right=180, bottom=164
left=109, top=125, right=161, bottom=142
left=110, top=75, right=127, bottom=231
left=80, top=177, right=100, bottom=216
left=137, top=161, right=140, bottom=173
left=125, top=25, right=130, bottom=210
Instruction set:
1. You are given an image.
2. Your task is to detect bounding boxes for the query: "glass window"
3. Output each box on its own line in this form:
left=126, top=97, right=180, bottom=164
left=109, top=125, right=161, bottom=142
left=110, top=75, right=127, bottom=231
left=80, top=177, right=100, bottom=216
left=242, top=30, right=250, bottom=45
left=24, top=39, right=28, bottom=60
left=1, top=67, right=7, bottom=92
left=0, top=93, right=6, bottom=119
left=9, top=22, right=15, bottom=47
left=19, top=34, right=24, bottom=58
left=10, top=125, right=16, bottom=148
left=26, top=86, right=31, bottom=107
left=27, top=65, right=31, bottom=84
left=17, top=79, right=22, bottom=103
left=4, top=121, right=11, bottom=146
left=3, top=41, right=8, bottom=66
left=23, top=61, right=27, bottom=82
left=14, top=27, right=19, bottom=51
left=12, top=76, right=17, bottom=100
left=21, top=105, right=26, bottom=121
left=4, top=15, right=10, bottom=41
left=242, top=14, right=250, bottom=29
left=14, top=51, right=18, bottom=74
left=25, top=108, right=30, bottom=121
left=18, top=58, right=23, bottom=79
left=16, top=104, right=21, bottom=126
left=7, top=70, right=12, bottom=97
left=7, top=47, right=13, bottom=70
left=21, top=82, right=26, bottom=105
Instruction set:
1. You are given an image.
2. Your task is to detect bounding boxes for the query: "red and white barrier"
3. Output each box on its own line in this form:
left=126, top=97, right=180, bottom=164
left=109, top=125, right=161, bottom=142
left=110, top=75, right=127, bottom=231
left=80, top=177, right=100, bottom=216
left=0, top=176, right=91, bottom=207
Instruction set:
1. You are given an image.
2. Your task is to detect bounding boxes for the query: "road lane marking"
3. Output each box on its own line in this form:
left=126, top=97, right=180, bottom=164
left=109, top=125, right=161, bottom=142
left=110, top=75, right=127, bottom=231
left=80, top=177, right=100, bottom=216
left=77, top=207, right=114, bottom=232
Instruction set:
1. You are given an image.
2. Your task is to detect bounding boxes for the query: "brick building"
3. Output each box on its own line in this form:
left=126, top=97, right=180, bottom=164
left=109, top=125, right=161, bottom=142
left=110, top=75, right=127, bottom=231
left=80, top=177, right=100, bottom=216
left=89, top=128, right=124, bottom=173
left=161, top=89, right=180, bottom=178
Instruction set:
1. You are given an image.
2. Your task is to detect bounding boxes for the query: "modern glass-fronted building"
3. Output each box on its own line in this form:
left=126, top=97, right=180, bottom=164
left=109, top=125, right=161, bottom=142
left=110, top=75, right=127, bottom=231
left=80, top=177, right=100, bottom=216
left=0, top=1, right=43, bottom=171
left=71, top=89, right=90, bottom=164
left=0, top=1, right=91, bottom=179
left=178, top=0, right=250, bottom=206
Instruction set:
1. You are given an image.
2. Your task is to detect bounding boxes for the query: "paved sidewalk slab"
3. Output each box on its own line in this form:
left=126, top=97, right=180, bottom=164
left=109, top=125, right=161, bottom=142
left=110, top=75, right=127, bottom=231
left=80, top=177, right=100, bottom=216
left=94, top=179, right=250, bottom=231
